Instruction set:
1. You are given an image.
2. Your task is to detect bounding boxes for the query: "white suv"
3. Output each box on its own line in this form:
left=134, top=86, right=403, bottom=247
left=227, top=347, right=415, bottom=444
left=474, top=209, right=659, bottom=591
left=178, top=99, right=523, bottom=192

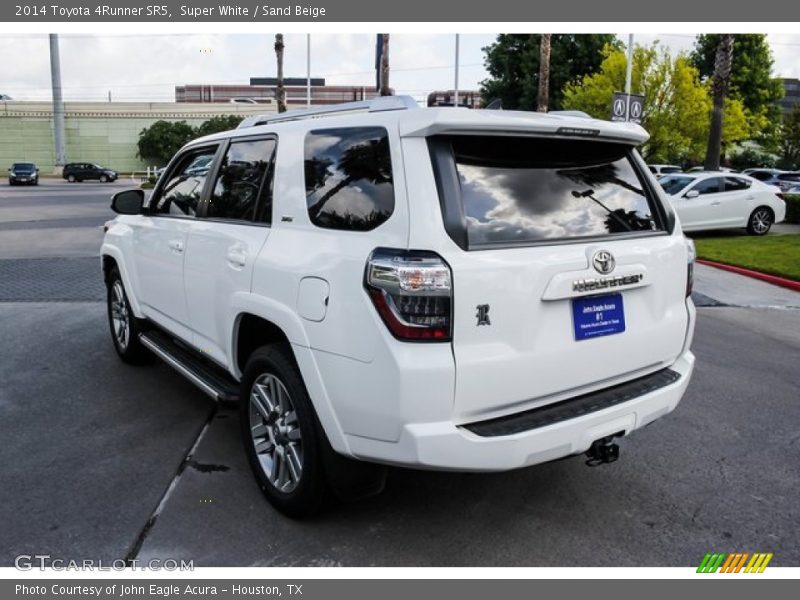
left=102, top=96, right=696, bottom=516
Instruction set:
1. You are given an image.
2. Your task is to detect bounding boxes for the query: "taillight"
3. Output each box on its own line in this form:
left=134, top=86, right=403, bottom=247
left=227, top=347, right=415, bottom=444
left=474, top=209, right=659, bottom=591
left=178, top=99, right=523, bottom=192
left=365, top=248, right=452, bottom=342
left=684, top=236, right=696, bottom=297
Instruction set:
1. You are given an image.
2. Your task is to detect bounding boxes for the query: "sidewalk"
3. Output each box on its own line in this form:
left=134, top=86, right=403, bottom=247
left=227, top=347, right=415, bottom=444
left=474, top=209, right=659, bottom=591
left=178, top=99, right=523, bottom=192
left=693, top=263, right=800, bottom=308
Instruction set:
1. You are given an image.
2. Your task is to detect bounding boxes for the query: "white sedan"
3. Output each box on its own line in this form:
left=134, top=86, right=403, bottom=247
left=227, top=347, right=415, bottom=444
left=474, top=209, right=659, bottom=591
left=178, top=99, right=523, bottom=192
left=659, top=172, right=786, bottom=235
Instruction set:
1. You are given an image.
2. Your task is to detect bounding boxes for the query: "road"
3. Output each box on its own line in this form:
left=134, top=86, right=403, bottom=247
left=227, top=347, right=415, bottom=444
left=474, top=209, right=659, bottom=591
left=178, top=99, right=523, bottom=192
left=1, top=180, right=798, bottom=567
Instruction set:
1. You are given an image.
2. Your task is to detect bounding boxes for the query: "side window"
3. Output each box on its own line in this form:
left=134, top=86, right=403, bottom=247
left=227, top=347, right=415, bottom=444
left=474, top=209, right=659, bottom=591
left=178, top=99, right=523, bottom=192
left=692, top=178, right=722, bottom=195
left=151, top=147, right=217, bottom=217
left=723, top=177, right=751, bottom=192
left=304, top=126, right=394, bottom=231
left=750, top=171, right=769, bottom=181
left=207, top=138, right=276, bottom=222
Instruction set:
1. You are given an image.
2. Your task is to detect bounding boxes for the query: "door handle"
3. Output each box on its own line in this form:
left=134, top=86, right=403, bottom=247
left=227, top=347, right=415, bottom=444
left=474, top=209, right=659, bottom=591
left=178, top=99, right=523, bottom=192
left=227, top=250, right=247, bottom=268
left=168, top=240, right=184, bottom=253
left=710, top=201, right=721, bottom=206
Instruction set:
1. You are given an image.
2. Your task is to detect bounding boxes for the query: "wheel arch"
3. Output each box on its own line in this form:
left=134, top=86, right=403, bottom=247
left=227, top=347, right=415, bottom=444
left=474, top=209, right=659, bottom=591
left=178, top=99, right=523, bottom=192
left=230, top=305, right=350, bottom=456
left=101, top=246, right=144, bottom=318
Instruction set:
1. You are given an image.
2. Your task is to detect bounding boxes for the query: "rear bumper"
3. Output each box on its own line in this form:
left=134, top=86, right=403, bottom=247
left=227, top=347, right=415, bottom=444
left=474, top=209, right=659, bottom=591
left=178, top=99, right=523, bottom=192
left=347, top=349, right=695, bottom=471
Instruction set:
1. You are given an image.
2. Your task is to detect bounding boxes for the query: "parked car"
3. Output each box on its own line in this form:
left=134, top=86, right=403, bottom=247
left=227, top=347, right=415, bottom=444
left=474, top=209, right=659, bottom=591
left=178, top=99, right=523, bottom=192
left=63, top=163, right=118, bottom=183
left=102, top=96, right=697, bottom=516
left=685, top=166, right=738, bottom=173
left=647, top=164, right=682, bottom=177
left=8, top=162, right=39, bottom=185
left=659, top=172, right=786, bottom=235
left=743, top=168, right=800, bottom=192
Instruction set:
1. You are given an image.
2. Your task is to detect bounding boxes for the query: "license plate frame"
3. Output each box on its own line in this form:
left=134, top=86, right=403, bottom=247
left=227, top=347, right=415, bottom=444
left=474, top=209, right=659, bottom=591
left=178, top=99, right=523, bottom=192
left=572, top=293, right=626, bottom=341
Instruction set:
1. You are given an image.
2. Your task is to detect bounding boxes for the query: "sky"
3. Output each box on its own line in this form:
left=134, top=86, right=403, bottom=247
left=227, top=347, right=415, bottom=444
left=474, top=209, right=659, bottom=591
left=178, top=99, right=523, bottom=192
left=1, top=33, right=799, bottom=104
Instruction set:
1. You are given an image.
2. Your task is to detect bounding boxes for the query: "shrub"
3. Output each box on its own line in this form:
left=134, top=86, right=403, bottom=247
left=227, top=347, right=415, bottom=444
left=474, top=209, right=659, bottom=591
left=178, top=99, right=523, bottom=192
left=784, top=194, right=800, bottom=224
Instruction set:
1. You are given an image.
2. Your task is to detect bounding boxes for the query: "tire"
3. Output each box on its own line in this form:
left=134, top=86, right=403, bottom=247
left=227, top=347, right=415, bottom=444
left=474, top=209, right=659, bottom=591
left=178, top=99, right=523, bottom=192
left=106, top=267, right=150, bottom=364
left=100, top=174, right=108, bottom=183
left=746, top=206, right=773, bottom=236
left=67, top=174, right=76, bottom=183
left=240, top=344, right=332, bottom=518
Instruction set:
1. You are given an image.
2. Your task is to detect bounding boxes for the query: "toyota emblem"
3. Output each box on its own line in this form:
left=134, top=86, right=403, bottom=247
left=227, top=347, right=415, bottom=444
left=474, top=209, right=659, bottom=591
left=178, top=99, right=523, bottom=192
left=592, top=250, right=615, bottom=275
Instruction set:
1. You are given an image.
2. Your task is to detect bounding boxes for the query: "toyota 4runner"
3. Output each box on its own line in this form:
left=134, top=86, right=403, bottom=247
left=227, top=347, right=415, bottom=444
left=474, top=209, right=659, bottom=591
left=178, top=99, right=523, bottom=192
left=101, top=96, right=696, bottom=516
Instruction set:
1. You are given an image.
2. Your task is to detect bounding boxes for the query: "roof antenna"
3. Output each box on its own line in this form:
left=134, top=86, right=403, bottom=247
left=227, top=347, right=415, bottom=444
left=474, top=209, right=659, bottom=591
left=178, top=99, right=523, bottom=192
left=485, top=98, right=503, bottom=110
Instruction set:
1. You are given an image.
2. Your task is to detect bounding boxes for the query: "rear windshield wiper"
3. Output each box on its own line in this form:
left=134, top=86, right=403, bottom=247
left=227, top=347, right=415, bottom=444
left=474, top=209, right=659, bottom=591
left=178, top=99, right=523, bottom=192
left=571, top=189, right=635, bottom=232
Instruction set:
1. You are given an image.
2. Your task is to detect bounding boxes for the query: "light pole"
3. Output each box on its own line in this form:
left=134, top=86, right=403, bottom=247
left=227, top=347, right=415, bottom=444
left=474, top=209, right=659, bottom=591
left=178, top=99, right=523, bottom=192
left=625, top=34, right=634, bottom=121
left=49, top=34, right=66, bottom=172
left=454, top=34, right=460, bottom=107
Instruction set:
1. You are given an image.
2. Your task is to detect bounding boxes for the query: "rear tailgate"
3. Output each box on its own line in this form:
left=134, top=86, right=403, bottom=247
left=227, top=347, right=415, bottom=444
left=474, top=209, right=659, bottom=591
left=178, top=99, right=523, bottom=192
left=411, top=129, right=689, bottom=423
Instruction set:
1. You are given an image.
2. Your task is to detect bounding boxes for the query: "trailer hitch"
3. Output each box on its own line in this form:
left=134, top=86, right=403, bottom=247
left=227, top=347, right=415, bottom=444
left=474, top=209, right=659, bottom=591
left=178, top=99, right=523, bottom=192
left=585, top=434, right=621, bottom=467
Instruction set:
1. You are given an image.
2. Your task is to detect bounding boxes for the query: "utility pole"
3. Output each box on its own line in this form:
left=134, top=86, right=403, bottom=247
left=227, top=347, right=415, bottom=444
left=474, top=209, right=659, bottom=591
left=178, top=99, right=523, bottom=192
left=454, top=34, right=460, bottom=107
left=49, top=34, right=66, bottom=172
left=625, top=34, right=634, bottom=121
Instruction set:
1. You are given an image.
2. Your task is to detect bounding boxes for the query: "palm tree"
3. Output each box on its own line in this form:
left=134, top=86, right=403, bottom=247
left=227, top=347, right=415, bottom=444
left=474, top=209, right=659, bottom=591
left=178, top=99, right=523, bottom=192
left=274, top=34, right=286, bottom=113
left=537, top=34, right=551, bottom=112
left=379, top=34, right=391, bottom=96
left=704, top=34, right=734, bottom=170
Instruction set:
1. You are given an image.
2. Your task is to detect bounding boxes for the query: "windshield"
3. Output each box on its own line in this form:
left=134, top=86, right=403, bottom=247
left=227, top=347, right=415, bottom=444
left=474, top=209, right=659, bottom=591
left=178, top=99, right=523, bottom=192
left=12, top=163, right=35, bottom=170
left=659, top=175, right=694, bottom=195
left=434, top=135, right=662, bottom=247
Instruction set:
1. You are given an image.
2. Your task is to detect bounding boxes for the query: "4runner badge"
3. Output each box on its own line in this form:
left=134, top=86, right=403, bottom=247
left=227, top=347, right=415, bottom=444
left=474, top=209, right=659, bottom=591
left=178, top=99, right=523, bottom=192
left=476, top=304, right=491, bottom=326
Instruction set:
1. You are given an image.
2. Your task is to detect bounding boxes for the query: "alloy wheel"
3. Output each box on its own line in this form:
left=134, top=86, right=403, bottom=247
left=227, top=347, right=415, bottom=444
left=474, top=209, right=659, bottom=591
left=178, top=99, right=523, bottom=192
left=752, top=209, right=772, bottom=234
left=110, top=281, right=130, bottom=350
left=249, top=373, right=303, bottom=493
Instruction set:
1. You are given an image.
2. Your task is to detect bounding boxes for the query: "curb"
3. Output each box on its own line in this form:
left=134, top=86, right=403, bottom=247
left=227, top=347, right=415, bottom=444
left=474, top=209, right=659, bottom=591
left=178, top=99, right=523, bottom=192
left=696, top=259, right=800, bottom=293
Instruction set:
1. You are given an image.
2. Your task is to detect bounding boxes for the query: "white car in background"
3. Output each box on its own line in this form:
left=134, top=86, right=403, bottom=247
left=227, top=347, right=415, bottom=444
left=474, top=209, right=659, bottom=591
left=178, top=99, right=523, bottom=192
left=647, top=164, right=682, bottom=177
left=659, top=172, right=786, bottom=235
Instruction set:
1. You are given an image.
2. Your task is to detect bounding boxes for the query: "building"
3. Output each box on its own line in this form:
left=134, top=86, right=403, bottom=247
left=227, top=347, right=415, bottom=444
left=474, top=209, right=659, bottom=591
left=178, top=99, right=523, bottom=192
left=175, top=77, right=386, bottom=106
left=780, top=78, right=800, bottom=116
left=0, top=100, right=275, bottom=174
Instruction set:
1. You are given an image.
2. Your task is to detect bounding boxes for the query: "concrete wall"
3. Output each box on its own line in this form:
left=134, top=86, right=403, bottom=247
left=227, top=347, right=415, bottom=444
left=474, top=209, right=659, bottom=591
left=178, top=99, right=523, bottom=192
left=0, top=101, right=276, bottom=175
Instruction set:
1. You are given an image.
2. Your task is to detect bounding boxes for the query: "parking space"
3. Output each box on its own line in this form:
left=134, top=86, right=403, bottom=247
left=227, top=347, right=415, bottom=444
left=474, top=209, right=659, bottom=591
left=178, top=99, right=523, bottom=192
left=1, top=184, right=798, bottom=567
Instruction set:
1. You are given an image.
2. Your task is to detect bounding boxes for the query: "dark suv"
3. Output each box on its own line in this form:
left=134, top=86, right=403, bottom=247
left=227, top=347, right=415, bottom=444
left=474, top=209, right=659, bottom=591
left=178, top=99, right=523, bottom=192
left=8, top=162, right=39, bottom=185
left=63, top=163, right=118, bottom=183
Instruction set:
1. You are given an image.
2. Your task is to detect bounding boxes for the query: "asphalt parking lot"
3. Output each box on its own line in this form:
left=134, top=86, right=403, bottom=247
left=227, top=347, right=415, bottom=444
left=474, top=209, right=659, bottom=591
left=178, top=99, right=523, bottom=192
left=1, top=179, right=798, bottom=567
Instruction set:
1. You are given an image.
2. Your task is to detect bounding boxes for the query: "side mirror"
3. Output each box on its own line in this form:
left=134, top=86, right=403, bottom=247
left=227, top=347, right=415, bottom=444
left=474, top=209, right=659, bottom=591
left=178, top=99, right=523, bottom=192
left=684, top=190, right=700, bottom=199
left=111, top=189, right=144, bottom=215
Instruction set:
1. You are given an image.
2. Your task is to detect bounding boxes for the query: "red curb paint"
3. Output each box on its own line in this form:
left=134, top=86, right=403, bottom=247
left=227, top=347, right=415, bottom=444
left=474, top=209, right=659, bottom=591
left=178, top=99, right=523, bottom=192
left=696, top=259, right=800, bottom=293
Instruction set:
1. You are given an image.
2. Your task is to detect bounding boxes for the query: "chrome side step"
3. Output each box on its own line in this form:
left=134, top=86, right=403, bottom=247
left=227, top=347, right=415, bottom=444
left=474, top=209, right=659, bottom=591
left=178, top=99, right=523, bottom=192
left=139, top=330, right=239, bottom=403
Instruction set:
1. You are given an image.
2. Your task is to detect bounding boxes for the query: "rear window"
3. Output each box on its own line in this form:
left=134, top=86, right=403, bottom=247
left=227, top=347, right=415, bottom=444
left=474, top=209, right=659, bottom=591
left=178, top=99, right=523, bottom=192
left=434, top=136, right=663, bottom=247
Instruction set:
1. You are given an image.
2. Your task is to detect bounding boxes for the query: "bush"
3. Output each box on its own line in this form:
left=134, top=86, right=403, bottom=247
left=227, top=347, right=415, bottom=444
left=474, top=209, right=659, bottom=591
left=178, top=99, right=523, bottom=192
left=784, top=194, right=800, bottom=224
left=728, top=147, right=777, bottom=171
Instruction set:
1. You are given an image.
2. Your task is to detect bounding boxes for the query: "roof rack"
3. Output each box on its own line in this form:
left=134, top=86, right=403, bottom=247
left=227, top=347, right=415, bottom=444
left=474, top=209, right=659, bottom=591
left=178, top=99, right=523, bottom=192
left=548, top=110, right=592, bottom=119
left=237, top=95, right=419, bottom=128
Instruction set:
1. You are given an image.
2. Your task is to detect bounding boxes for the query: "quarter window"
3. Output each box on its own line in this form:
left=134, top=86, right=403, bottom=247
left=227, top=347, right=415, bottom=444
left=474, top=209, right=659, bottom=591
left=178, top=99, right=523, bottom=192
left=207, top=138, right=276, bottom=223
left=152, top=147, right=217, bottom=217
left=304, top=127, right=394, bottom=231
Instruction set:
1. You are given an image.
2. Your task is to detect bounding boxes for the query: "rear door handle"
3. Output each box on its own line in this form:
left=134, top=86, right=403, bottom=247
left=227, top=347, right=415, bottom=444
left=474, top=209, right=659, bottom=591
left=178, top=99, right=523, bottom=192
left=227, top=250, right=247, bottom=268
left=168, top=240, right=184, bottom=253
left=710, top=201, right=721, bottom=206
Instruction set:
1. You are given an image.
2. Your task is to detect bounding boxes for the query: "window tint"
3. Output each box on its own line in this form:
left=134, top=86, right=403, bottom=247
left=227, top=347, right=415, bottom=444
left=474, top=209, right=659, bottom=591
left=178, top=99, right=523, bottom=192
left=152, top=148, right=217, bottom=217
left=207, top=138, right=276, bottom=222
left=692, top=178, right=722, bottom=195
left=723, top=177, right=751, bottom=192
left=749, top=171, right=770, bottom=181
left=443, top=136, right=661, bottom=246
left=304, top=127, right=394, bottom=231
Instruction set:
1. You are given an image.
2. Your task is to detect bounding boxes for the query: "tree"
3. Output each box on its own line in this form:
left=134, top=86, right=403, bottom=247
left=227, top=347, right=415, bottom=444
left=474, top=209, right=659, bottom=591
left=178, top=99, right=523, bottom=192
left=379, top=33, right=391, bottom=96
left=704, top=35, right=735, bottom=171
left=480, top=34, right=618, bottom=110
left=195, top=115, right=244, bottom=138
left=562, top=44, right=749, bottom=165
left=136, top=120, right=195, bottom=165
left=691, top=34, right=784, bottom=148
left=536, top=34, right=551, bottom=112
left=779, top=106, right=800, bottom=170
left=274, top=34, right=286, bottom=113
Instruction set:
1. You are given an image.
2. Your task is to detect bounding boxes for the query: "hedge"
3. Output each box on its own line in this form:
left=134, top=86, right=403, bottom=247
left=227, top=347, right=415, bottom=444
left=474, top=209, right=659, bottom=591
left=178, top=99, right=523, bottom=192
left=785, top=194, right=800, bottom=225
